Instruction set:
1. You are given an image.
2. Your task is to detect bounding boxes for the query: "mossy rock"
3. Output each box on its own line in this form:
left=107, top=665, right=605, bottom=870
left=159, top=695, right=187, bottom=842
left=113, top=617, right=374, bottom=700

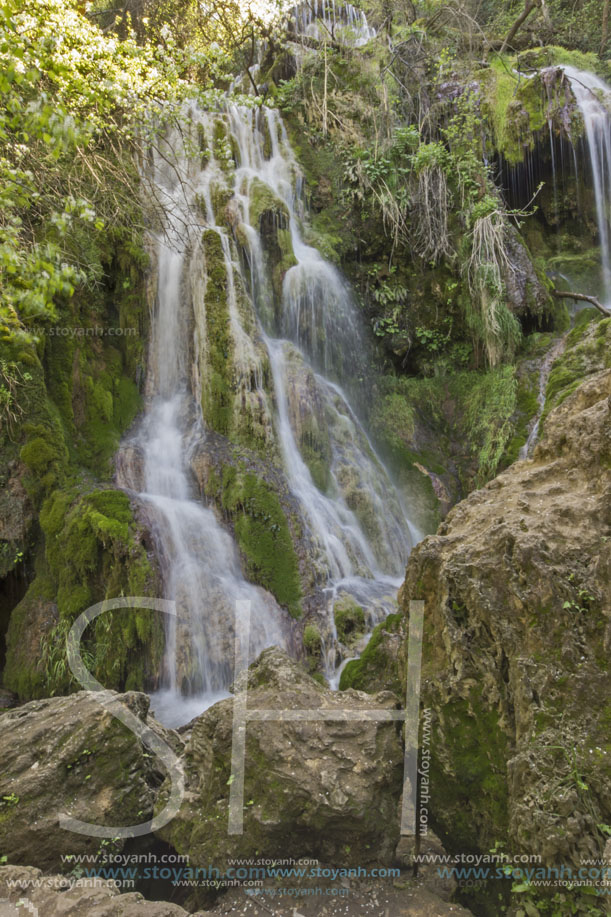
left=4, top=488, right=163, bottom=699
left=302, top=623, right=322, bottom=673
left=247, top=178, right=297, bottom=308
left=481, top=54, right=583, bottom=165
left=221, top=465, right=302, bottom=617
left=209, top=182, right=233, bottom=225
left=333, top=592, right=365, bottom=647
left=339, top=612, right=404, bottom=695
left=428, top=692, right=509, bottom=853
left=201, top=229, right=234, bottom=436
left=541, top=314, right=610, bottom=429
left=248, top=177, right=290, bottom=227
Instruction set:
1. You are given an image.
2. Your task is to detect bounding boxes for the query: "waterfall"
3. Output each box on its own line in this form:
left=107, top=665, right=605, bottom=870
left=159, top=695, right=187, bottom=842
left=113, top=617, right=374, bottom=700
left=560, top=67, right=611, bottom=306
left=289, top=0, right=376, bottom=47
left=116, top=131, right=290, bottom=727
left=117, top=103, right=417, bottom=725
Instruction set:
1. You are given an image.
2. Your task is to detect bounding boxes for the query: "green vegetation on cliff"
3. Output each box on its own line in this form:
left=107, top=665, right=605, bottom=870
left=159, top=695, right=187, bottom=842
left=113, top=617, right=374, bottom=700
left=4, top=488, right=162, bottom=699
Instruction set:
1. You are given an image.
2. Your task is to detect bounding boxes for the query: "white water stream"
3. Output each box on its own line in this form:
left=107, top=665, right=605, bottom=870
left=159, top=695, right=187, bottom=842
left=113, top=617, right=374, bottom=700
left=117, top=102, right=417, bottom=726
left=561, top=67, right=611, bottom=305
left=290, top=0, right=376, bottom=47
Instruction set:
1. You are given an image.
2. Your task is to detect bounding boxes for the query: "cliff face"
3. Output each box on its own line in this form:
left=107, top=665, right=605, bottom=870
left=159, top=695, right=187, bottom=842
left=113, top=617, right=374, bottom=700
left=400, top=335, right=611, bottom=865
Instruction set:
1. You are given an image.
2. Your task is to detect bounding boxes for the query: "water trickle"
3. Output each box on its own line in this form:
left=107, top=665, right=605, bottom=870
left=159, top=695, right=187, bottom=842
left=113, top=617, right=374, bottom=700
left=519, top=335, right=567, bottom=460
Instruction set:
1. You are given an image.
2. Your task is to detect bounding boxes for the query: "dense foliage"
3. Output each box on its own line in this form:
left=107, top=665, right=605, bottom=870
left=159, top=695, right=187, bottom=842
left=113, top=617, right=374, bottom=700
left=0, top=0, right=191, bottom=345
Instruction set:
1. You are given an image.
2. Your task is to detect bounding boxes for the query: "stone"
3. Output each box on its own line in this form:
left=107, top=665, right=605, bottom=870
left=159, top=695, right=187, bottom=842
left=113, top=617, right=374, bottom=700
left=156, top=647, right=403, bottom=870
left=400, top=369, right=611, bottom=865
left=333, top=592, right=365, bottom=648
left=0, top=866, right=211, bottom=916
left=0, top=691, right=183, bottom=872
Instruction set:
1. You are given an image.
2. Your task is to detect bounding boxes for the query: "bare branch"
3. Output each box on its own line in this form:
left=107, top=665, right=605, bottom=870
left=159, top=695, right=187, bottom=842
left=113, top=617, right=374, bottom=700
left=552, top=290, right=611, bottom=317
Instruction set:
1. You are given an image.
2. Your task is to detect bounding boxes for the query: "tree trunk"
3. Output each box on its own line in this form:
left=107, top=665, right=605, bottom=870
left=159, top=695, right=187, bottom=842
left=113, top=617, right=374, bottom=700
left=602, top=0, right=610, bottom=57
left=499, top=0, right=540, bottom=53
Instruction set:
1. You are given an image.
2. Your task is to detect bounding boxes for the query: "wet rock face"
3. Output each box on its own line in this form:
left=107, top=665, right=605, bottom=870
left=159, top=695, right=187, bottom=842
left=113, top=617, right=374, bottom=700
left=400, top=370, right=611, bottom=864
left=156, top=647, right=403, bottom=869
left=504, top=226, right=550, bottom=318
left=0, top=462, right=33, bottom=578
left=0, top=691, right=182, bottom=872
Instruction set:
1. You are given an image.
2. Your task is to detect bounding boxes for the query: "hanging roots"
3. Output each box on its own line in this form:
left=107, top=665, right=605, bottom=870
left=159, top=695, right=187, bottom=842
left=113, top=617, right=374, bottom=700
left=412, top=165, right=454, bottom=264
left=466, top=209, right=521, bottom=367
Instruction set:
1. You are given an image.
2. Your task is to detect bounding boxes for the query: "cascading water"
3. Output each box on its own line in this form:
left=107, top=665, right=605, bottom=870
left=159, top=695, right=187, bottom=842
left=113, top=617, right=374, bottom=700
left=501, top=66, right=611, bottom=306
left=118, top=101, right=417, bottom=724
left=518, top=335, right=567, bottom=460
left=560, top=67, right=611, bottom=305
left=224, top=103, right=416, bottom=676
left=290, top=0, right=376, bottom=47
left=116, top=131, right=290, bottom=727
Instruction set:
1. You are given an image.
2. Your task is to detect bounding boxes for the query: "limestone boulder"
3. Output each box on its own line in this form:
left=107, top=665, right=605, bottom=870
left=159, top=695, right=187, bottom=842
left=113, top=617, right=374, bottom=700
left=0, top=691, right=182, bottom=872
left=400, top=369, right=611, bottom=865
left=156, top=647, right=403, bottom=869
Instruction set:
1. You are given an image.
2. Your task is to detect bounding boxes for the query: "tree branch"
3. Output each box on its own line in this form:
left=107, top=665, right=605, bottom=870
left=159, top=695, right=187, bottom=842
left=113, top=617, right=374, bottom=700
left=497, top=0, right=541, bottom=53
left=552, top=290, right=611, bottom=317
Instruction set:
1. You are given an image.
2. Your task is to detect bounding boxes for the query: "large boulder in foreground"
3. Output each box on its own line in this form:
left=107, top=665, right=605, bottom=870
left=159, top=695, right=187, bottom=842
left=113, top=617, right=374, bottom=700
left=401, top=368, right=611, bottom=865
left=0, top=691, right=182, bottom=872
left=156, top=647, right=403, bottom=868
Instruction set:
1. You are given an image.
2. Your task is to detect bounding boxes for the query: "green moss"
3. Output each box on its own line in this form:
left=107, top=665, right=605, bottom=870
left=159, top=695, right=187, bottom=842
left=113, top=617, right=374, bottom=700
left=500, top=366, right=541, bottom=465
left=4, top=487, right=163, bottom=699
left=481, top=52, right=584, bottom=164
left=334, top=593, right=365, bottom=646
left=303, top=623, right=322, bottom=652
left=480, top=57, right=542, bottom=164
left=212, top=118, right=233, bottom=172
left=209, top=182, right=233, bottom=224
left=42, top=335, right=140, bottom=479
left=516, top=45, right=605, bottom=77
left=246, top=178, right=297, bottom=309
left=292, top=394, right=332, bottom=493
left=339, top=612, right=403, bottom=694
left=201, top=229, right=233, bottom=436
left=303, top=623, right=322, bottom=673
left=248, top=177, right=290, bottom=227
left=221, top=465, right=302, bottom=617
left=197, top=122, right=209, bottom=169
left=300, top=440, right=331, bottom=493
left=305, top=212, right=346, bottom=264
left=428, top=690, right=509, bottom=852
left=541, top=315, right=610, bottom=428
left=2, top=572, right=54, bottom=698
